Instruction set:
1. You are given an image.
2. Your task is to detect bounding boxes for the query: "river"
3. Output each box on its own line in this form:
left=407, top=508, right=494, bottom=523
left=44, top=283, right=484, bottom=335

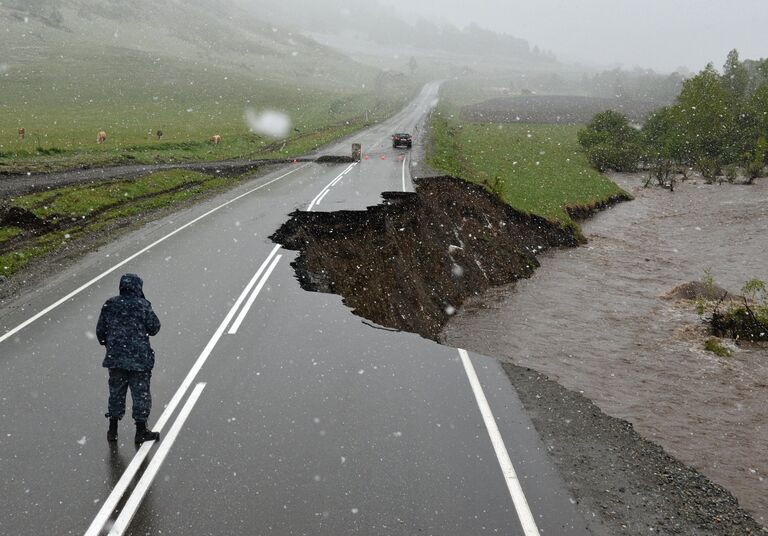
left=442, top=173, right=768, bottom=525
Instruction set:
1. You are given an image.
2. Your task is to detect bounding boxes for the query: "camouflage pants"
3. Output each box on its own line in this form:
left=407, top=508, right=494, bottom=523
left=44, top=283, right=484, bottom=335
left=105, top=368, right=152, bottom=422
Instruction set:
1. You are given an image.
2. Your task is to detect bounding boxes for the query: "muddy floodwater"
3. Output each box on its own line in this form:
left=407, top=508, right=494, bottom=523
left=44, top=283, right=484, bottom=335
left=442, top=173, right=768, bottom=525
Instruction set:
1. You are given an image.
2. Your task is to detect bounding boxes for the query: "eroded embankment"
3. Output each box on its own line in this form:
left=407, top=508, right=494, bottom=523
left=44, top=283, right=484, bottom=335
left=273, top=175, right=765, bottom=534
left=272, top=176, right=579, bottom=339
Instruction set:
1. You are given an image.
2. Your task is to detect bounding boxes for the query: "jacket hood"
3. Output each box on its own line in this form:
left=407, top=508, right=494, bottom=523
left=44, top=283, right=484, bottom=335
left=119, top=273, right=145, bottom=298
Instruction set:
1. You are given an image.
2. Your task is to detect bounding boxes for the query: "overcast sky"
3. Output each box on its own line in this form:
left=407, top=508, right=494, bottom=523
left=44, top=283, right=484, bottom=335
left=394, top=0, right=767, bottom=72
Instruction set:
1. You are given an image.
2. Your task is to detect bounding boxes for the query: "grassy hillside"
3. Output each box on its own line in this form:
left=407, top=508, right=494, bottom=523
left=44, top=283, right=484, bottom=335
left=0, top=0, right=416, bottom=172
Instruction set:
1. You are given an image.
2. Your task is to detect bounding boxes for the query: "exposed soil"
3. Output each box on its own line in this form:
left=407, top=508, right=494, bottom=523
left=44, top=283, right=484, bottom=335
left=272, top=176, right=579, bottom=339
left=273, top=173, right=766, bottom=534
left=314, top=155, right=356, bottom=164
left=443, top=173, right=768, bottom=528
left=461, top=95, right=664, bottom=124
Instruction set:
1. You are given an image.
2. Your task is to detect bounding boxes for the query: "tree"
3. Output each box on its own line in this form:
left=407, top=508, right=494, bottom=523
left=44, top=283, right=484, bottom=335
left=750, top=84, right=768, bottom=141
left=674, top=64, right=750, bottom=168
left=578, top=110, right=641, bottom=171
left=722, top=49, right=750, bottom=99
left=408, top=56, right=418, bottom=76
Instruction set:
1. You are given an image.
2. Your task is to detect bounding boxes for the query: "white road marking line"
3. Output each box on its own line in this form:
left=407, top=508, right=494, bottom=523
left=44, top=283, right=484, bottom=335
left=0, top=164, right=309, bottom=345
left=83, top=252, right=278, bottom=536
left=228, top=254, right=282, bottom=334
left=108, top=382, right=207, bottom=536
left=307, top=163, right=355, bottom=211
left=315, top=189, right=330, bottom=206
left=401, top=155, right=408, bottom=192
left=457, top=349, right=541, bottom=536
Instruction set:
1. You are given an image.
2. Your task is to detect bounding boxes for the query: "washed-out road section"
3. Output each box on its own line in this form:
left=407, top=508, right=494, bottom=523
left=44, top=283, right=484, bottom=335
left=0, top=83, right=587, bottom=535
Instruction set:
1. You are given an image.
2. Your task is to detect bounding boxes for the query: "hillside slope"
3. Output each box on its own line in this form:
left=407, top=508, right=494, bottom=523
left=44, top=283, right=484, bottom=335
left=0, top=0, right=413, bottom=170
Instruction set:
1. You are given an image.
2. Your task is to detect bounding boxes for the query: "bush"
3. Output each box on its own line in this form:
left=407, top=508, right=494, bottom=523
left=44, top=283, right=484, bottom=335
left=704, top=337, right=732, bottom=357
left=578, top=110, right=641, bottom=172
left=697, top=156, right=721, bottom=182
left=723, top=163, right=739, bottom=183
left=711, top=305, right=768, bottom=341
left=697, top=275, right=768, bottom=341
left=745, top=160, right=764, bottom=183
left=35, top=146, right=64, bottom=156
left=585, top=143, right=641, bottom=172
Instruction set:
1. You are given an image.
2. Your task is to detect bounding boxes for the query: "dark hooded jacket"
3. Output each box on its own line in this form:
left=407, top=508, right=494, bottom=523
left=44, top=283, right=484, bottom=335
left=97, top=274, right=161, bottom=371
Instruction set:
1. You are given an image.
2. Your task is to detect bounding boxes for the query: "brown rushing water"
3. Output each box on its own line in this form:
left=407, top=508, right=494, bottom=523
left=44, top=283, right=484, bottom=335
left=441, top=173, right=768, bottom=525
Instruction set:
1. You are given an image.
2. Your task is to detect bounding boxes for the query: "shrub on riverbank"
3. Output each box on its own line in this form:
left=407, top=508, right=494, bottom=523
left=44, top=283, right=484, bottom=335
left=697, top=276, right=768, bottom=342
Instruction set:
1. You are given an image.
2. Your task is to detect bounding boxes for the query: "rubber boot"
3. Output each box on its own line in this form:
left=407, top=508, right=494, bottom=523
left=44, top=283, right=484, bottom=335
left=134, top=421, right=160, bottom=444
left=107, top=418, right=119, bottom=442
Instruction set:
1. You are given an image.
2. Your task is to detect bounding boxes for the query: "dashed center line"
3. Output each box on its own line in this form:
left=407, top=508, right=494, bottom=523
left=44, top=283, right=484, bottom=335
left=307, top=162, right=356, bottom=211
left=228, top=253, right=282, bottom=334
left=315, top=189, right=330, bottom=206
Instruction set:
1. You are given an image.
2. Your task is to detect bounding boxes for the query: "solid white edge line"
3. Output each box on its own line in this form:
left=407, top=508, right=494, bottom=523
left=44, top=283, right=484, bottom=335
left=108, top=382, right=207, bottom=536
left=457, top=348, right=541, bottom=536
left=83, top=252, right=279, bottom=536
left=228, top=254, right=282, bottom=334
left=0, top=164, right=309, bottom=345
left=315, top=189, right=330, bottom=206
left=401, top=155, right=408, bottom=192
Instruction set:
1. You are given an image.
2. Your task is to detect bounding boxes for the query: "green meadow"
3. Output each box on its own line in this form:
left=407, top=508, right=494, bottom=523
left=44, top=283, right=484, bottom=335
left=428, top=83, right=629, bottom=228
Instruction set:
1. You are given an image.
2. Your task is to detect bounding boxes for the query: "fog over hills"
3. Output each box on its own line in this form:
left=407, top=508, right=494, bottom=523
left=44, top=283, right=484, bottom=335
left=232, top=0, right=558, bottom=69
left=0, top=0, right=378, bottom=88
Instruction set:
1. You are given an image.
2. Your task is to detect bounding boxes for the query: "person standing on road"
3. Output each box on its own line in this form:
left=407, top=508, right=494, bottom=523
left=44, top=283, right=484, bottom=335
left=97, top=273, right=162, bottom=445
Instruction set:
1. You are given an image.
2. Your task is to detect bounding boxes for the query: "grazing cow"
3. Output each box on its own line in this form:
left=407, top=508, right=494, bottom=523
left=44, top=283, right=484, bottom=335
left=18, top=128, right=25, bottom=140
left=209, top=134, right=221, bottom=145
left=156, top=130, right=163, bottom=140
left=97, top=131, right=107, bottom=144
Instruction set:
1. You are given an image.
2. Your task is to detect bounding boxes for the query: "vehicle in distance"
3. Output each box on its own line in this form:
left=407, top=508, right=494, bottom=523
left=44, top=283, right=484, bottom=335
left=392, top=132, right=412, bottom=148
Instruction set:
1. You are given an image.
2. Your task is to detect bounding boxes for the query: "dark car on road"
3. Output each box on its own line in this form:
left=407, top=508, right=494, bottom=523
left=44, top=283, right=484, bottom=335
left=392, top=132, right=412, bottom=148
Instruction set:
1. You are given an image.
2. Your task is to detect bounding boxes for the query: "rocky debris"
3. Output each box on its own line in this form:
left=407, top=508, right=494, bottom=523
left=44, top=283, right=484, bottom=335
left=315, top=155, right=356, bottom=164
left=663, top=281, right=739, bottom=302
left=503, top=363, right=765, bottom=535
left=272, top=176, right=578, bottom=339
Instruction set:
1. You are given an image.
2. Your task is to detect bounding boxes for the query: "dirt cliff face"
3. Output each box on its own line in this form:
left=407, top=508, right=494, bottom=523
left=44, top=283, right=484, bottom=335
left=272, top=176, right=579, bottom=339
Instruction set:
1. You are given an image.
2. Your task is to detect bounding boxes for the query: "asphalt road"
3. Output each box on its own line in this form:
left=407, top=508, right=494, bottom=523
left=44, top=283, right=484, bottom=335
left=0, top=83, right=590, bottom=535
